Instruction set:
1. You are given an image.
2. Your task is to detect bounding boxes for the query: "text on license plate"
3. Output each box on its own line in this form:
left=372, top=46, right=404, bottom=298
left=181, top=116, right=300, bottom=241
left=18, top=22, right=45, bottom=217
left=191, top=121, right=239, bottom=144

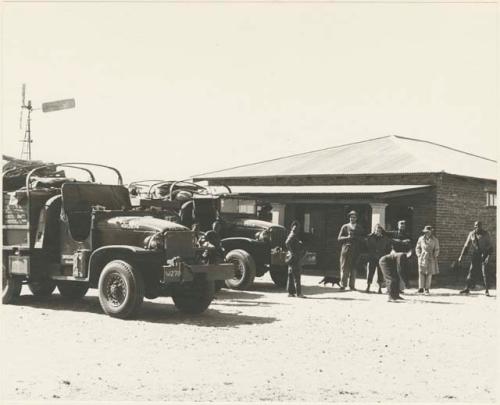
left=165, top=269, right=181, bottom=278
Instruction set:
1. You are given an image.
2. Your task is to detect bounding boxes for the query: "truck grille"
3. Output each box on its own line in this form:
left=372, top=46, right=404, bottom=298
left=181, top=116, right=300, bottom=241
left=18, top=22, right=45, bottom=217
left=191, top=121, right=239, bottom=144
left=269, top=226, right=286, bottom=248
left=164, top=231, right=195, bottom=260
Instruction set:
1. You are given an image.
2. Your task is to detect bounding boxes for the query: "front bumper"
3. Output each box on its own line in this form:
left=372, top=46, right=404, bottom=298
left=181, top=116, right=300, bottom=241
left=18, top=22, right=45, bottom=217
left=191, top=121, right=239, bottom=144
left=161, top=261, right=235, bottom=283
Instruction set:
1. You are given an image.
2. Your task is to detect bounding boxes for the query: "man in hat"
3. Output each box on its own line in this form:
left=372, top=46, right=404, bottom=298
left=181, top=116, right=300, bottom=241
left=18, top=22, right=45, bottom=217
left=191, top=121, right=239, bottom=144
left=386, top=219, right=413, bottom=291
left=338, top=210, right=365, bottom=290
left=258, top=202, right=273, bottom=222
left=458, top=221, right=493, bottom=296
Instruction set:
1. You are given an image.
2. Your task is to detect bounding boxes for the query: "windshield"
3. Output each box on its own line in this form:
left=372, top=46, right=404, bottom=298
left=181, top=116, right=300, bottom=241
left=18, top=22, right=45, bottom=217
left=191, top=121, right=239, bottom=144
left=220, top=198, right=256, bottom=215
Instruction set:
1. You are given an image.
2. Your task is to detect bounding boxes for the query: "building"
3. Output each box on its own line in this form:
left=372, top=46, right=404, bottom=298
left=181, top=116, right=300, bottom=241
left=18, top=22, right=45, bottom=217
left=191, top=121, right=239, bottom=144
left=193, top=136, right=497, bottom=278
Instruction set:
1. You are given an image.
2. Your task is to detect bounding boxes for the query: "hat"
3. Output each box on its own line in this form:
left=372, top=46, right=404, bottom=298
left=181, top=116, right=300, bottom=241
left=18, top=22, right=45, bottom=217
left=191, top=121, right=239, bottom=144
left=422, top=225, right=433, bottom=232
left=348, top=210, right=358, bottom=217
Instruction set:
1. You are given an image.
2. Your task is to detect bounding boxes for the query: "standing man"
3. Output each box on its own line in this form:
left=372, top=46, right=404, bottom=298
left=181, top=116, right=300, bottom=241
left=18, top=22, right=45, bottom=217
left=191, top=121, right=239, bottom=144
left=285, top=220, right=306, bottom=298
left=338, top=210, right=365, bottom=291
left=365, top=224, right=392, bottom=293
left=458, top=221, right=494, bottom=296
left=258, top=203, right=273, bottom=222
left=378, top=251, right=407, bottom=302
left=387, top=219, right=413, bottom=291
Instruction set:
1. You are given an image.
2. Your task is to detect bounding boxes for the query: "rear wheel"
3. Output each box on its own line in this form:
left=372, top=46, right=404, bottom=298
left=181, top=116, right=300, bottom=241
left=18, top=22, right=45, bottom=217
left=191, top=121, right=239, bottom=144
left=224, top=249, right=256, bottom=290
left=172, top=277, right=215, bottom=314
left=28, top=280, right=56, bottom=297
left=270, top=266, right=288, bottom=288
left=2, top=261, right=22, bottom=304
left=57, top=281, right=89, bottom=299
left=98, top=260, right=144, bottom=319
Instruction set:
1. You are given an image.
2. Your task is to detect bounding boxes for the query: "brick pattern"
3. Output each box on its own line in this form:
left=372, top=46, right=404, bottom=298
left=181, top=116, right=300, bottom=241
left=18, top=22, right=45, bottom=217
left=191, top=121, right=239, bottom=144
left=435, top=174, right=496, bottom=276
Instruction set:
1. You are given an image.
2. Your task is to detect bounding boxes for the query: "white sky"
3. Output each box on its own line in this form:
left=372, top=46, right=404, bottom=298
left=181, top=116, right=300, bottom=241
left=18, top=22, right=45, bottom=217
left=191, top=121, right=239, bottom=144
left=1, top=1, right=497, bottom=183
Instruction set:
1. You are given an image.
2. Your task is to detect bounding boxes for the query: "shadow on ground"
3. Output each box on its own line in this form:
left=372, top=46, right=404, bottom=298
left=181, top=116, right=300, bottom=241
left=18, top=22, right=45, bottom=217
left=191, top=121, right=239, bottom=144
left=11, top=294, right=277, bottom=327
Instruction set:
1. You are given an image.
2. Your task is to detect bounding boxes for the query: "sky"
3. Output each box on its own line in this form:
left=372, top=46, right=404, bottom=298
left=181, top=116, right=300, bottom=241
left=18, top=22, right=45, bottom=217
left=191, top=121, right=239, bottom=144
left=1, top=1, right=497, bottom=184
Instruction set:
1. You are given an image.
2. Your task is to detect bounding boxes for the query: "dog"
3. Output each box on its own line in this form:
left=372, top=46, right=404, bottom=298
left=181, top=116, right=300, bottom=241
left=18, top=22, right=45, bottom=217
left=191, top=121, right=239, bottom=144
left=318, top=275, right=342, bottom=287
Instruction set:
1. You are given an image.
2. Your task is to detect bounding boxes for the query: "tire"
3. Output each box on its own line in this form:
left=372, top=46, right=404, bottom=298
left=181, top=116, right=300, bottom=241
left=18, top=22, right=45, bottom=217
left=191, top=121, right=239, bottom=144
left=224, top=249, right=256, bottom=290
left=28, top=280, right=56, bottom=297
left=57, top=281, right=89, bottom=299
left=270, top=266, right=288, bottom=288
left=172, top=277, right=215, bottom=314
left=98, top=260, right=144, bottom=319
left=2, top=260, right=22, bottom=304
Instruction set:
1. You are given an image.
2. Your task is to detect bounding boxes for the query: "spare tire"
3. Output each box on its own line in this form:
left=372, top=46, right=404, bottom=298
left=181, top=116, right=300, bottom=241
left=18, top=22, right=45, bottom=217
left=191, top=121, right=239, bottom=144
left=172, top=277, right=215, bottom=314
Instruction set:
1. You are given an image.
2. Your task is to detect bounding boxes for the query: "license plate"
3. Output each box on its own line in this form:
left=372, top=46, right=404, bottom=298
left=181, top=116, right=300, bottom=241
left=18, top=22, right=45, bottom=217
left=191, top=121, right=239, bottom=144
left=9, top=256, right=30, bottom=275
left=165, top=269, right=181, bottom=278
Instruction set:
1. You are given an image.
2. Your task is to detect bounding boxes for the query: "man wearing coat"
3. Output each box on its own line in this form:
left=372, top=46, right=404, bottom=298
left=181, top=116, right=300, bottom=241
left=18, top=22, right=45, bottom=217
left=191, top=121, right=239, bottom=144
left=415, top=225, right=440, bottom=295
left=338, top=210, right=365, bottom=291
left=286, top=220, right=306, bottom=298
left=458, top=221, right=493, bottom=296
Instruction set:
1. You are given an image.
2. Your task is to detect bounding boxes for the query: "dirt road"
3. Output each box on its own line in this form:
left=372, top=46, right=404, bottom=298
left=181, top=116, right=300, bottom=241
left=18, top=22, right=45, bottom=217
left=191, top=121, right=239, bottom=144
left=1, top=274, right=497, bottom=403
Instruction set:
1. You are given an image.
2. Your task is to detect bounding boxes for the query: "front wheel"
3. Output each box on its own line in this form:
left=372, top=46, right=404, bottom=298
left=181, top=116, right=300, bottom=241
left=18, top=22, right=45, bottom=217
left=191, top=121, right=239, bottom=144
left=224, top=249, right=256, bottom=290
left=98, top=260, right=144, bottom=319
left=57, top=281, right=89, bottom=299
left=28, top=280, right=56, bottom=297
left=2, top=261, right=22, bottom=304
left=172, top=277, right=215, bottom=314
left=270, top=266, right=288, bottom=288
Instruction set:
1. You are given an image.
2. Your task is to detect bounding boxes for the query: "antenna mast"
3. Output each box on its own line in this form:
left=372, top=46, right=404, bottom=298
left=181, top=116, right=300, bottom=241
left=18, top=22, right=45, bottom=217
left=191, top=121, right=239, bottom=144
left=19, top=84, right=33, bottom=160
left=18, top=83, right=75, bottom=161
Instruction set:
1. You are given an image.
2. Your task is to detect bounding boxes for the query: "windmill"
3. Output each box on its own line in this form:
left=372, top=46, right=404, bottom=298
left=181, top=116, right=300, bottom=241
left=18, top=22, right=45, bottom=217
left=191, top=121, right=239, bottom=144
left=19, top=83, right=76, bottom=161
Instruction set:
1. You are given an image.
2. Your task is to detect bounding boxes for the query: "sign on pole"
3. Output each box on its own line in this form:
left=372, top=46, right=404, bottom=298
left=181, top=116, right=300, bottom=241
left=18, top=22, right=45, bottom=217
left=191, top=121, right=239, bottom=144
left=41, top=98, right=76, bottom=113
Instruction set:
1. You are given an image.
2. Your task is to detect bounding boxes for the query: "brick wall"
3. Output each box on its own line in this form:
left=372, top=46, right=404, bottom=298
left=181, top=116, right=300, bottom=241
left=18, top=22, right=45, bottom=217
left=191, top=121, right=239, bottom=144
left=435, top=174, right=496, bottom=279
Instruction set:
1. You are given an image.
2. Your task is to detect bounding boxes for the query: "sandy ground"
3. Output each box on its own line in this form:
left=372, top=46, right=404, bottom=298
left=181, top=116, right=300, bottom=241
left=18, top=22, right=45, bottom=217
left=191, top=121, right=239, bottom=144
left=0, top=274, right=497, bottom=403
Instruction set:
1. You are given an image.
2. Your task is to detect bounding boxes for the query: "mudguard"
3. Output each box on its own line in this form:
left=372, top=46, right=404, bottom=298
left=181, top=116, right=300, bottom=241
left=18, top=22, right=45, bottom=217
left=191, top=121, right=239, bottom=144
left=88, top=245, right=161, bottom=285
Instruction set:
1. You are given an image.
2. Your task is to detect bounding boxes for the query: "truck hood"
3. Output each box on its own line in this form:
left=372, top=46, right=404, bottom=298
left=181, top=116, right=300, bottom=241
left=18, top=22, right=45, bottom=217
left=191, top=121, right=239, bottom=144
left=231, top=218, right=285, bottom=231
left=104, top=215, right=188, bottom=232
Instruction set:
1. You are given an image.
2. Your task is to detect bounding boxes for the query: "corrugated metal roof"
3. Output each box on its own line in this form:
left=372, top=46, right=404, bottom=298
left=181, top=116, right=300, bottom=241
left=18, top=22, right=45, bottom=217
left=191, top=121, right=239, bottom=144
left=193, top=136, right=497, bottom=180
left=228, top=184, right=431, bottom=195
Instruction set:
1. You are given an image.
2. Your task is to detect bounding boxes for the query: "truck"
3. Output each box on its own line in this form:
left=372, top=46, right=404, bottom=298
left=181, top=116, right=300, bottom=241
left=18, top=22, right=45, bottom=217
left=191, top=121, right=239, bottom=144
left=2, top=163, right=235, bottom=318
left=128, top=180, right=288, bottom=290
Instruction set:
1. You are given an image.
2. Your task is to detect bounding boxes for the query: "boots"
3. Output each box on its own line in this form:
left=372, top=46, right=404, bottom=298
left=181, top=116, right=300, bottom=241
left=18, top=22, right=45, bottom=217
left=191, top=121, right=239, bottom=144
left=365, top=283, right=371, bottom=293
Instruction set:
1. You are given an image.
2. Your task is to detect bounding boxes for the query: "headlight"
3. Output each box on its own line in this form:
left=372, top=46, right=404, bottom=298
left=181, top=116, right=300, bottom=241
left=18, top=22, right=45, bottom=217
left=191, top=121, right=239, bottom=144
left=256, top=230, right=270, bottom=241
left=144, top=232, right=164, bottom=251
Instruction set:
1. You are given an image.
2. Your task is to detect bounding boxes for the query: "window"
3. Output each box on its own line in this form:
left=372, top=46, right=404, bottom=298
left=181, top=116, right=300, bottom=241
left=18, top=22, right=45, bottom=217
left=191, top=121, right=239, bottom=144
left=220, top=198, right=256, bottom=214
left=486, top=192, right=496, bottom=207
left=238, top=200, right=256, bottom=214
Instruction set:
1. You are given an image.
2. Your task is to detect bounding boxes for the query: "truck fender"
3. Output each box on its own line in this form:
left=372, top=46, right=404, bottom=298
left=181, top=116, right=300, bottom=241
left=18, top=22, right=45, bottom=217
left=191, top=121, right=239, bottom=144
left=88, top=245, right=160, bottom=286
left=220, top=237, right=260, bottom=250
